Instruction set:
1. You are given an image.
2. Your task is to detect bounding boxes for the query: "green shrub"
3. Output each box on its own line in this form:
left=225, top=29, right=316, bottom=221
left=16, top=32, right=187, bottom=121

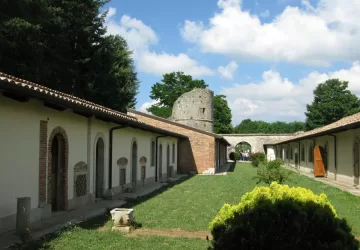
left=209, top=182, right=359, bottom=250
left=229, top=152, right=240, bottom=161
left=249, top=152, right=266, bottom=167
left=253, top=159, right=291, bottom=184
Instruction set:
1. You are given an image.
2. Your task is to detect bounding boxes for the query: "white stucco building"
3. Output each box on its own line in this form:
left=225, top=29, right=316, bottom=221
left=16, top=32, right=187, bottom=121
left=0, top=73, right=187, bottom=234
left=265, top=113, right=360, bottom=187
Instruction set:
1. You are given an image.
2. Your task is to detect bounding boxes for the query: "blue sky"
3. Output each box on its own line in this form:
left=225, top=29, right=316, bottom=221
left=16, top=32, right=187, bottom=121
left=103, top=0, right=360, bottom=125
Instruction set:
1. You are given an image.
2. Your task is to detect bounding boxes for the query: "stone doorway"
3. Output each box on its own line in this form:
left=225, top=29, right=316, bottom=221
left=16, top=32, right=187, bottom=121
left=95, top=138, right=105, bottom=198
left=159, top=144, right=163, bottom=180
left=50, top=134, right=66, bottom=211
left=354, top=140, right=360, bottom=186
left=131, top=141, right=138, bottom=187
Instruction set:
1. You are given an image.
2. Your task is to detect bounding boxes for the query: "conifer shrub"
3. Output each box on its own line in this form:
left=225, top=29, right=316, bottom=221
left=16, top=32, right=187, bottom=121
left=209, top=182, right=359, bottom=250
left=229, top=152, right=240, bottom=161
left=254, top=159, right=291, bottom=184
left=249, top=152, right=266, bottom=167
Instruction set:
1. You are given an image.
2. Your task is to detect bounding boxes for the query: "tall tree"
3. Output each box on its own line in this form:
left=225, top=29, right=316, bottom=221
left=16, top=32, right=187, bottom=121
left=213, top=95, right=233, bottom=133
left=234, top=119, right=305, bottom=134
left=148, top=72, right=233, bottom=133
left=148, top=72, right=208, bottom=117
left=0, top=0, right=139, bottom=112
left=90, top=35, right=139, bottom=112
left=305, top=79, right=360, bottom=131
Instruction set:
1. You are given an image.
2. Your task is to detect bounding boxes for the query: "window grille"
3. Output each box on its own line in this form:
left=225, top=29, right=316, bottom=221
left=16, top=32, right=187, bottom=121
left=75, top=175, right=86, bottom=197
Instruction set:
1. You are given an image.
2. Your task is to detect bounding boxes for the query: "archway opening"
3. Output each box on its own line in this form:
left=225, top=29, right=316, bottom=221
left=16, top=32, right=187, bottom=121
left=235, top=141, right=252, bottom=161
left=131, top=141, right=138, bottom=187
left=159, top=144, right=163, bottom=180
left=51, top=134, right=66, bottom=211
left=95, top=138, right=104, bottom=198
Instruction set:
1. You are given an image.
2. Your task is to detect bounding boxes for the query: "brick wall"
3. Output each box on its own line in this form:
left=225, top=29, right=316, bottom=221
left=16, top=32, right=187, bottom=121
left=131, top=112, right=215, bottom=174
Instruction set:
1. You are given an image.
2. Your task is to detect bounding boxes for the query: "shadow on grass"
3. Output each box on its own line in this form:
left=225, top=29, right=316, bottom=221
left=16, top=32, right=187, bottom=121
left=79, top=175, right=195, bottom=231
left=227, top=162, right=236, bottom=172
left=19, top=174, right=196, bottom=250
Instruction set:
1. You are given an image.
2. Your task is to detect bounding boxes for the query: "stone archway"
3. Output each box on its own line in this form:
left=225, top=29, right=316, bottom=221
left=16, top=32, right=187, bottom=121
left=235, top=141, right=252, bottom=161
left=48, top=127, right=69, bottom=211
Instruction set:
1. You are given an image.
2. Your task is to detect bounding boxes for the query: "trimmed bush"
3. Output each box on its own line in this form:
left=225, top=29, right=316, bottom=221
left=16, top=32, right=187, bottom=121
left=249, top=152, right=266, bottom=167
left=253, top=159, right=291, bottom=184
left=209, top=182, right=359, bottom=250
left=229, top=152, right=240, bottom=161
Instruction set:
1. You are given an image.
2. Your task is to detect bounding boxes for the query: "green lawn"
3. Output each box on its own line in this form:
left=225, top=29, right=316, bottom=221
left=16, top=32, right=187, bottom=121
left=42, top=163, right=360, bottom=249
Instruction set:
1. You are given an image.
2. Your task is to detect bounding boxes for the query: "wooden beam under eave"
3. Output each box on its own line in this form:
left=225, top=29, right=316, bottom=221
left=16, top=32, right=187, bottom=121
left=43, top=101, right=67, bottom=111
left=2, top=91, right=30, bottom=103
left=73, top=110, right=92, bottom=118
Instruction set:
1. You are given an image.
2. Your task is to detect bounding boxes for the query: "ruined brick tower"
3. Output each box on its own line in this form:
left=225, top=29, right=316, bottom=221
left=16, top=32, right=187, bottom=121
left=170, top=88, right=214, bottom=133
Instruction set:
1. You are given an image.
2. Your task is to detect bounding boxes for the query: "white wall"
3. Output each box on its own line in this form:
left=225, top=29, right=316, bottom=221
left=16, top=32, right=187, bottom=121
left=0, top=96, right=41, bottom=218
left=276, top=128, right=360, bottom=186
left=266, top=146, right=275, bottom=161
left=0, top=93, right=179, bottom=233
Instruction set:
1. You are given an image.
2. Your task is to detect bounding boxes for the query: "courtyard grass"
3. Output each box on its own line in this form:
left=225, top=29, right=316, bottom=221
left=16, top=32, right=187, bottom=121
left=42, top=162, right=360, bottom=249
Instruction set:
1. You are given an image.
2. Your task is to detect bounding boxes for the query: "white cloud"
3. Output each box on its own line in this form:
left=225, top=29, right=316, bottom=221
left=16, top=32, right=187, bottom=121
left=218, top=60, right=238, bottom=79
left=138, top=100, right=159, bottom=113
left=259, top=10, right=270, bottom=18
left=106, top=15, right=158, bottom=54
left=181, top=0, right=360, bottom=66
left=222, top=62, right=360, bottom=124
left=105, top=10, right=213, bottom=77
left=106, top=7, right=117, bottom=21
left=138, top=51, right=214, bottom=77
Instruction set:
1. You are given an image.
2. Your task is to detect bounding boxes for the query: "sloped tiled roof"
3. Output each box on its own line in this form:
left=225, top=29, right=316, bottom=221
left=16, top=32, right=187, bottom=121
left=128, top=108, right=231, bottom=145
left=274, top=112, right=360, bottom=145
left=0, top=72, right=187, bottom=139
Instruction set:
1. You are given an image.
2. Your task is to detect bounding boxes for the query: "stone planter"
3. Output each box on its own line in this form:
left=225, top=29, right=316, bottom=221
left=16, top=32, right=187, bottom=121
left=110, top=208, right=134, bottom=233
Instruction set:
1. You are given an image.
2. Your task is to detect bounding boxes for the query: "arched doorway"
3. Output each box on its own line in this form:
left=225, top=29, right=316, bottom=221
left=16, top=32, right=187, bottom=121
left=159, top=144, right=163, bottom=180
left=95, top=138, right=104, bottom=198
left=354, top=140, right=360, bottom=186
left=50, top=134, right=66, bottom=211
left=131, top=141, right=138, bottom=187
left=235, top=141, right=251, bottom=161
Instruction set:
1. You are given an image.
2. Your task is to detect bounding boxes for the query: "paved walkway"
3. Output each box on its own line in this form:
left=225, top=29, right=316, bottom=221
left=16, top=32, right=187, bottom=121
left=285, top=166, right=360, bottom=197
left=0, top=175, right=188, bottom=249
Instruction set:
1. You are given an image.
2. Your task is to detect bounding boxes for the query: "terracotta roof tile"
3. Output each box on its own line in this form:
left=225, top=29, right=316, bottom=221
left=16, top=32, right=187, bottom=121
left=275, top=112, right=360, bottom=144
left=0, top=72, right=187, bottom=139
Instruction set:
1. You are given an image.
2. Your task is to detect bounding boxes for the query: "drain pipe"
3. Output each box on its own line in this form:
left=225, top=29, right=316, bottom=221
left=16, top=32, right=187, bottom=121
left=329, top=134, right=337, bottom=180
left=155, top=135, right=167, bottom=182
left=108, top=125, right=127, bottom=190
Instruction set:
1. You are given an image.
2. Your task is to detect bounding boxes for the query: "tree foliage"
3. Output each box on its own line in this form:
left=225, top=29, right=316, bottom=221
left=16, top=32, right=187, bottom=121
left=305, top=79, right=360, bottom=131
left=148, top=72, right=208, bottom=117
left=148, top=72, right=233, bottom=133
left=210, top=182, right=359, bottom=250
left=0, top=0, right=138, bottom=112
left=213, top=95, right=233, bottom=133
left=234, top=119, right=305, bottom=134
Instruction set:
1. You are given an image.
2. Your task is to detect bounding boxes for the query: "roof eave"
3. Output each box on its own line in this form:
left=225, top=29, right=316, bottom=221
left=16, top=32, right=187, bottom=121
left=0, top=80, right=187, bottom=139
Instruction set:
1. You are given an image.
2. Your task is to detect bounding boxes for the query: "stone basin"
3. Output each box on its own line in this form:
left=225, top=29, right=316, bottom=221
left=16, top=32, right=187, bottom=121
left=110, top=208, right=134, bottom=227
